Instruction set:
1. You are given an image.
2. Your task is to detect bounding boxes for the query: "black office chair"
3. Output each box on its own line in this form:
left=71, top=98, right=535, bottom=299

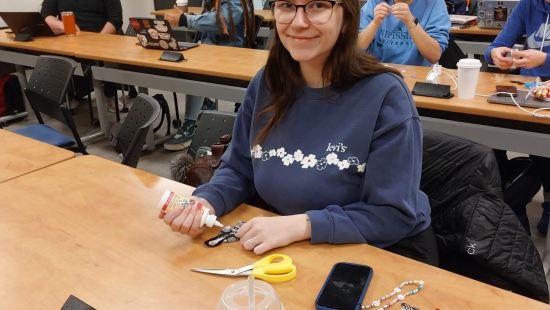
left=116, top=94, right=161, bottom=168
left=188, top=110, right=237, bottom=159
left=12, top=55, right=88, bottom=154
left=253, top=14, right=265, bottom=49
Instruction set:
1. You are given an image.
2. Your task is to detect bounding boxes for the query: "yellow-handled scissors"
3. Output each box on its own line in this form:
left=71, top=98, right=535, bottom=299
left=191, top=254, right=297, bottom=283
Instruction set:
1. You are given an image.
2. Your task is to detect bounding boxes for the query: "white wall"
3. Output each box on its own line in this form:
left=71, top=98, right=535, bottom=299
left=0, top=0, right=154, bottom=31
left=120, top=0, right=155, bottom=32
left=1, top=0, right=44, bottom=27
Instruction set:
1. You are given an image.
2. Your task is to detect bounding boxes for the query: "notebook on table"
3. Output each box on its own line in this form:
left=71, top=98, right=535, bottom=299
left=129, top=17, right=199, bottom=51
left=487, top=90, right=550, bottom=109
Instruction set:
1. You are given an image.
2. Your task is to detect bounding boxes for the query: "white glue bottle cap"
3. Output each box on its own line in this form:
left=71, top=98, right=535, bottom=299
left=201, top=210, right=224, bottom=228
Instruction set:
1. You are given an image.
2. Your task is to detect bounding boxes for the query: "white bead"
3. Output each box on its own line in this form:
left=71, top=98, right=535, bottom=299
left=397, top=294, right=405, bottom=300
left=394, top=288, right=401, bottom=293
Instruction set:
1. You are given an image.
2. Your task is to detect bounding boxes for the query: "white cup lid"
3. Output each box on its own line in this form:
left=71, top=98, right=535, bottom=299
left=457, top=58, right=482, bottom=68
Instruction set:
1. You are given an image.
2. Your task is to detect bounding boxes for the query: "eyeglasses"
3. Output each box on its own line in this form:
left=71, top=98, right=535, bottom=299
left=269, top=0, right=341, bottom=25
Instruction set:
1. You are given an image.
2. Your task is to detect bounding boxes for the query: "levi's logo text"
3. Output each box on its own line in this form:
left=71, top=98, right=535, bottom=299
left=326, top=142, right=347, bottom=152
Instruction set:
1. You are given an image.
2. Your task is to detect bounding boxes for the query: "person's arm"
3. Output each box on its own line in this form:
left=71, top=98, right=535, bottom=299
left=358, top=1, right=387, bottom=50
left=186, top=0, right=243, bottom=34
left=192, top=70, right=262, bottom=216
left=306, top=76, right=426, bottom=248
left=484, top=0, right=526, bottom=65
left=100, top=22, right=117, bottom=34
left=45, top=16, right=64, bottom=30
left=102, top=0, right=123, bottom=33
left=41, top=0, right=64, bottom=30
left=391, top=0, right=450, bottom=64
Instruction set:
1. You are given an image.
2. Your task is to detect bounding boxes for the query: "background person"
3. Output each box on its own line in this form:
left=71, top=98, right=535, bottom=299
left=41, top=0, right=125, bottom=113
left=358, top=0, right=450, bottom=66
left=163, top=0, right=256, bottom=151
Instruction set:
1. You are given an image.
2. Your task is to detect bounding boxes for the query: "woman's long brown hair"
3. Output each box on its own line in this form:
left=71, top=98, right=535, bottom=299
left=203, top=0, right=256, bottom=48
left=255, top=0, right=402, bottom=145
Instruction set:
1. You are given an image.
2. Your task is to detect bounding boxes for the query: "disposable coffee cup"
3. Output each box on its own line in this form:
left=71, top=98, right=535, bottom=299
left=176, top=0, right=189, bottom=13
left=456, top=58, right=482, bottom=99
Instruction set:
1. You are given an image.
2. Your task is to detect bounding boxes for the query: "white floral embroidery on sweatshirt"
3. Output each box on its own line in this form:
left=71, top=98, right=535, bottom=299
left=251, top=146, right=365, bottom=172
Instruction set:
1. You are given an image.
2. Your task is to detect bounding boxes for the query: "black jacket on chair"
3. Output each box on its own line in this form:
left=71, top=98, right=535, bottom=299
left=421, top=130, right=549, bottom=303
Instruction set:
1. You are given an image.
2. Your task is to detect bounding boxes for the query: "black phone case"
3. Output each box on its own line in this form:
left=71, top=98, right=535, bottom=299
left=411, top=82, right=454, bottom=99
left=158, top=51, right=186, bottom=62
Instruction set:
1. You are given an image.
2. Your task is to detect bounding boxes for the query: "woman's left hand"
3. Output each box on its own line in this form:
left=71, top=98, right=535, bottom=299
left=237, top=214, right=311, bottom=255
left=390, top=3, right=414, bottom=26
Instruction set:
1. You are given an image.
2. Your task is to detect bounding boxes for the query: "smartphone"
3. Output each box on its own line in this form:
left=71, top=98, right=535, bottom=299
left=496, top=85, right=518, bottom=97
left=315, top=262, right=373, bottom=310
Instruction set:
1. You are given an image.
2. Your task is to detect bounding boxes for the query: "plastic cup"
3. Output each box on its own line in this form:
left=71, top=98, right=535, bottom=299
left=217, top=279, right=284, bottom=310
left=61, top=12, right=77, bottom=37
left=456, top=58, right=482, bottom=99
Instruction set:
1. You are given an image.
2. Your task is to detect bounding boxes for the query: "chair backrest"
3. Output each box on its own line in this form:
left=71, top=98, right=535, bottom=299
left=117, top=94, right=161, bottom=168
left=189, top=110, right=237, bottom=158
left=25, top=55, right=77, bottom=126
left=253, top=15, right=264, bottom=42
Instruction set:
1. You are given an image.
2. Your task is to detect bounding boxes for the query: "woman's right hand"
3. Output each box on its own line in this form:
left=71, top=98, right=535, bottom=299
left=158, top=196, right=216, bottom=238
left=372, top=3, right=391, bottom=26
left=490, top=47, right=513, bottom=70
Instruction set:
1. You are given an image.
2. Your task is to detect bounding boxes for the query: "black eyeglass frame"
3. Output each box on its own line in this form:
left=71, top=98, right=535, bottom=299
left=268, top=0, right=342, bottom=24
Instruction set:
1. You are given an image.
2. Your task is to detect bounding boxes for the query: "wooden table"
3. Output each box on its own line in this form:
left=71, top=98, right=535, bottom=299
left=451, top=25, right=501, bottom=36
left=0, top=129, right=73, bottom=183
left=2, top=30, right=547, bottom=156
left=71, top=31, right=267, bottom=140
left=74, top=32, right=268, bottom=81
left=394, top=64, right=539, bottom=123
left=0, top=155, right=548, bottom=309
left=391, top=64, right=550, bottom=157
left=151, top=7, right=274, bottom=23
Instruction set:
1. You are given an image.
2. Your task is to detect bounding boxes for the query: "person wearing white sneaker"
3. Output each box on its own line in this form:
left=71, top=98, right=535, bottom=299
left=105, top=95, right=128, bottom=113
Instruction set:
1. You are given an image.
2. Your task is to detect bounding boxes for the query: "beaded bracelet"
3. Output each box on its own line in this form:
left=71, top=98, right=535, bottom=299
left=362, top=280, right=424, bottom=310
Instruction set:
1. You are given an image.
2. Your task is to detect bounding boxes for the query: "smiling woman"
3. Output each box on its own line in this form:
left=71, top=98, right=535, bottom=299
left=159, top=0, right=439, bottom=267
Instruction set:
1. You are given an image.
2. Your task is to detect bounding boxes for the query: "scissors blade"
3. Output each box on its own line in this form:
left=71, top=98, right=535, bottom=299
left=191, top=268, right=242, bottom=276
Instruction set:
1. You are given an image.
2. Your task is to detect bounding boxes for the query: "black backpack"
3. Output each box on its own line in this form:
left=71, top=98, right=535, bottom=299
left=0, top=74, right=25, bottom=119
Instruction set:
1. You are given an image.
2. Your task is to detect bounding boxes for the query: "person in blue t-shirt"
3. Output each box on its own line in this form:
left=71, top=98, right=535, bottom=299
left=485, top=0, right=550, bottom=236
left=159, top=0, right=438, bottom=266
left=163, top=0, right=256, bottom=151
left=358, top=0, right=450, bottom=66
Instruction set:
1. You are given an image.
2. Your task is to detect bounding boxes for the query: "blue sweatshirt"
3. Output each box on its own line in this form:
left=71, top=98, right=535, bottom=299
left=193, top=69, right=432, bottom=248
left=185, top=0, right=246, bottom=47
left=485, top=0, right=550, bottom=77
left=359, top=0, right=450, bottom=67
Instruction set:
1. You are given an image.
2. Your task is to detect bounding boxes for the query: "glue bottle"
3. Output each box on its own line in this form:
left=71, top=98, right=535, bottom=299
left=157, top=190, right=223, bottom=228
left=176, top=0, right=189, bottom=13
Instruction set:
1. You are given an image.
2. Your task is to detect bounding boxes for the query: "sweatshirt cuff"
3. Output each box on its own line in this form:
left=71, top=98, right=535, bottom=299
left=543, top=53, right=550, bottom=68
left=485, top=48, right=495, bottom=65
left=306, top=209, right=334, bottom=244
left=192, top=187, right=225, bottom=217
left=179, top=14, right=188, bottom=27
